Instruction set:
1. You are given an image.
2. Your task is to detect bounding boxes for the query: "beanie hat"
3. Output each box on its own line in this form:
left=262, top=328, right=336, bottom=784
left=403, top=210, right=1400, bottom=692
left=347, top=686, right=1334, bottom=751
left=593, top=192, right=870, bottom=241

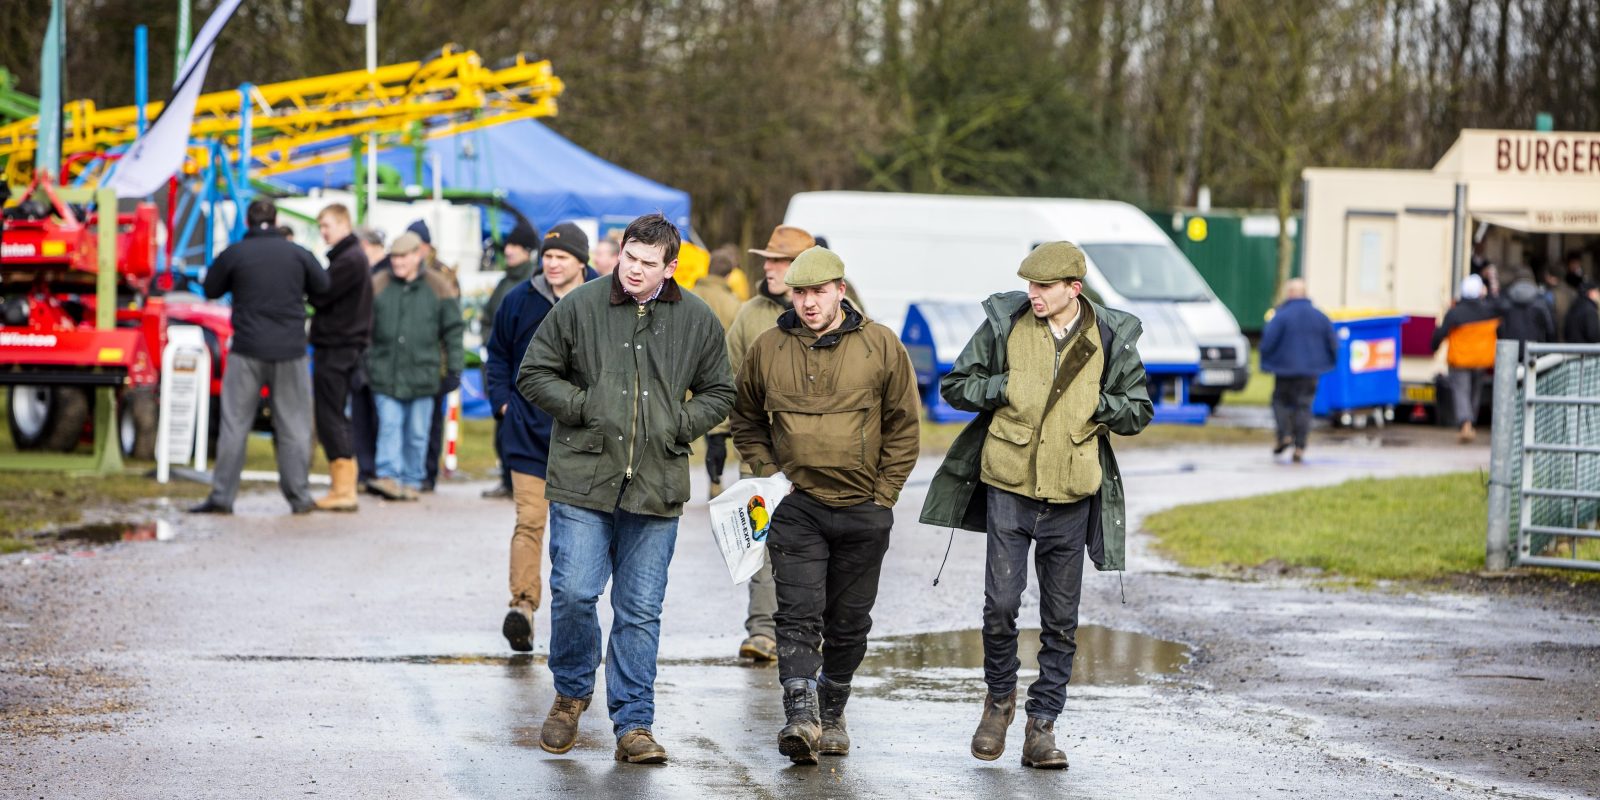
left=505, top=222, right=540, bottom=251
left=1459, top=274, right=1485, bottom=301
left=542, top=222, right=590, bottom=264
left=405, top=219, right=432, bottom=245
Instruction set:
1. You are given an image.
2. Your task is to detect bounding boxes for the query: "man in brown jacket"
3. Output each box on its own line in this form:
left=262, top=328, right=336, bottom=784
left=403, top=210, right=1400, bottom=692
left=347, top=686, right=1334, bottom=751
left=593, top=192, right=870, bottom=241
left=692, top=245, right=744, bottom=499
left=730, top=247, right=921, bottom=766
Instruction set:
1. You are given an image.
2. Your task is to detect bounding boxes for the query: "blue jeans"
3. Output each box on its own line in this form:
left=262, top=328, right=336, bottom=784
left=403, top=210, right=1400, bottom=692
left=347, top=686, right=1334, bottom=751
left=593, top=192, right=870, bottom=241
left=547, top=501, right=679, bottom=738
left=374, top=393, right=433, bottom=488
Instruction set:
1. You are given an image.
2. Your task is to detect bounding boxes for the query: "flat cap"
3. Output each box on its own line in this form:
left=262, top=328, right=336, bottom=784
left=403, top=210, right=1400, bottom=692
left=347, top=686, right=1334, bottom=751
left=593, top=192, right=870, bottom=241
left=784, top=246, right=845, bottom=288
left=1019, top=241, right=1087, bottom=283
left=390, top=231, right=424, bottom=256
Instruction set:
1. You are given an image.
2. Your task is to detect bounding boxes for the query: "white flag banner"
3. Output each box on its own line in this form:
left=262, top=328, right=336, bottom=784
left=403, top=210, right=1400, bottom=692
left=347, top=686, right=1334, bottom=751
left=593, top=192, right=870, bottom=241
left=108, top=0, right=244, bottom=198
left=345, top=0, right=374, bottom=25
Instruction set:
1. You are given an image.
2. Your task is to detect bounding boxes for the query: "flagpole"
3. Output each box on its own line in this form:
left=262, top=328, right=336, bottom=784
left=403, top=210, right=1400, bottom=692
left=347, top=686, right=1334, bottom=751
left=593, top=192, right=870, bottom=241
left=365, top=2, right=377, bottom=225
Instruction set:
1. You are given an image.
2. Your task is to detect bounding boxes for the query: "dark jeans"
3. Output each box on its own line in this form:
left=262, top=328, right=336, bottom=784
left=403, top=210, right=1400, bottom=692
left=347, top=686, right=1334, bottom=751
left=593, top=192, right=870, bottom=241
left=983, top=486, right=1090, bottom=722
left=704, top=432, right=729, bottom=484
left=425, top=388, right=446, bottom=488
left=768, top=491, right=893, bottom=685
left=312, top=346, right=361, bottom=461
left=352, top=380, right=378, bottom=483
left=1271, top=375, right=1319, bottom=450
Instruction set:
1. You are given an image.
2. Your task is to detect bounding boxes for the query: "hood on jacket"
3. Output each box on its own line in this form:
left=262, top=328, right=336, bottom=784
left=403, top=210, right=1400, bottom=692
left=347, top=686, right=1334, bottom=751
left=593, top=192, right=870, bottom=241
left=777, top=300, right=865, bottom=348
left=1507, top=280, right=1544, bottom=305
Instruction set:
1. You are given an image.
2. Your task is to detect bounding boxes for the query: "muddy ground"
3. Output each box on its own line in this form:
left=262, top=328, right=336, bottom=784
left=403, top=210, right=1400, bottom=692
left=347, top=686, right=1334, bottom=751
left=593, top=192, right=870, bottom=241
left=2, top=426, right=1597, bottom=799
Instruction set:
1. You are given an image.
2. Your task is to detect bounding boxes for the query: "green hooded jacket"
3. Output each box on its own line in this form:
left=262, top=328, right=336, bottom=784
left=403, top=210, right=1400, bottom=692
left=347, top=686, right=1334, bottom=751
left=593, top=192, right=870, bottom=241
left=918, top=293, right=1153, bottom=571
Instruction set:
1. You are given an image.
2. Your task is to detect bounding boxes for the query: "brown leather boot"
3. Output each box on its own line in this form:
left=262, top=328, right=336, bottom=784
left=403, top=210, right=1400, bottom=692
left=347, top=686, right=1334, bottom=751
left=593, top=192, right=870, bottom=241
left=778, top=679, right=821, bottom=765
left=970, top=689, right=1016, bottom=761
left=314, top=458, right=359, bottom=512
left=1021, top=716, right=1069, bottom=769
left=539, top=694, right=590, bottom=754
left=614, top=728, right=667, bottom=764
left=817, top=677, right=851, bottom=756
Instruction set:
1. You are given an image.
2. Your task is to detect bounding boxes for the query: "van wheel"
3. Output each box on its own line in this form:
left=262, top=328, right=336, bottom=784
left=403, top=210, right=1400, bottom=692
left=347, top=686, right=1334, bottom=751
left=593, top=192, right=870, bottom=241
left=119, top=388, right=159, bottom=460
left=7, top=385, right=90, bottom=452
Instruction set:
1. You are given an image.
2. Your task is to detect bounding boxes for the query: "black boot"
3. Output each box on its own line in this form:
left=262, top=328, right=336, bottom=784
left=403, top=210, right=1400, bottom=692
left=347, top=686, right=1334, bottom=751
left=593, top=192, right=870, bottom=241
left=817, top=677, right=851, bottom=756
left=970, top=689, right=1016, bottom=761
left=1021, top=716, right=1069, bottom=769
left=777, top=678, right=820, bottom=765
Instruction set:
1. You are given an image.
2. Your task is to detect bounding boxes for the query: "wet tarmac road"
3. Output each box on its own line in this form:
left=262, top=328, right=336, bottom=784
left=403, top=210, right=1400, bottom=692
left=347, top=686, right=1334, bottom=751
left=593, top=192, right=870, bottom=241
left=4, top=430, right=1598, bottom=799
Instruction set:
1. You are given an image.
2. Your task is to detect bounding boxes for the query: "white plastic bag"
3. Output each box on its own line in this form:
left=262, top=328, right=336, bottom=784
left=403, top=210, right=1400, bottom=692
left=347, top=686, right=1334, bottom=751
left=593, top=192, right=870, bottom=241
left=707, top=474, right=792, bottom=584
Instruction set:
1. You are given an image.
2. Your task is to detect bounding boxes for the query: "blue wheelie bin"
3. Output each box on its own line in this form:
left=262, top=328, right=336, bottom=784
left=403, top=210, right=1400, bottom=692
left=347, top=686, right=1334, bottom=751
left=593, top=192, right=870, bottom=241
left=1313, top=310, right=1404, bottom=427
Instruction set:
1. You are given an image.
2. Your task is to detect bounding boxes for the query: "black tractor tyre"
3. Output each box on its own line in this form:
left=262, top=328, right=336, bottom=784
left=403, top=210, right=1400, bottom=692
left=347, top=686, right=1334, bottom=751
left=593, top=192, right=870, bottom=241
left=120, top=388, right=160, bottom=461
left=11, top=385, right=93, bottom=453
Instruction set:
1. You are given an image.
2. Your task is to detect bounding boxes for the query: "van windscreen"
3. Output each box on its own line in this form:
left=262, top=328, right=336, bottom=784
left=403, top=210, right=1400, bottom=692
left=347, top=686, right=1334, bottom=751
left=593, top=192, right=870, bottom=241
left=1080, top=243, right=1211, bottom=302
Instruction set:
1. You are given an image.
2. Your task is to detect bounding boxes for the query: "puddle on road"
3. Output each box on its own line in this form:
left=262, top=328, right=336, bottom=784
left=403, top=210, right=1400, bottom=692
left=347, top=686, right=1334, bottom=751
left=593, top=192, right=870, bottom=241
left=39, top=520, right=173, bottom=545
left=857, top=625, right=1189, bottom=698
left=212, top=625, right=1190, bottom=700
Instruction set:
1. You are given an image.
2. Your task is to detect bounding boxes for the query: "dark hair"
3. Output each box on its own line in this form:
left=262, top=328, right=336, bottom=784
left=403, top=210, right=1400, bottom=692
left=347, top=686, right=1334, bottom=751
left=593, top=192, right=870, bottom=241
left=246, top=198, right=277, bottom=229
left=1569, top=250, right=1584, bottom=264
left=708, top=245, right=738, bottom=277
left=275, top=225, right=295, bottom=239
left=621, top=213, right=680, bottom=265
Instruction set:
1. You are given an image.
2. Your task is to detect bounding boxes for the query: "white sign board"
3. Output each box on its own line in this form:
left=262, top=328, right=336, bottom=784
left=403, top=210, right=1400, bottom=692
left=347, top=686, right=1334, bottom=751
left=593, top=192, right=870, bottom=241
left=156, top=325, right=211, bottom=483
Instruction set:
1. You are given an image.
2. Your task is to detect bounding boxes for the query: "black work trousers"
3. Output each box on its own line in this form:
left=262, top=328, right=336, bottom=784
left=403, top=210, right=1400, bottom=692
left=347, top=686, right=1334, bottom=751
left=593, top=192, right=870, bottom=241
left=425, top=387, right=446, bottom=488
left=768, top=491, right=893, bottom=685
left=352, top=377, right=378, bottom=483
left=312, top=346, right=361, bottom=461
left=982, top=485, right=1090, bottom=722
left=1271, top=375, right=1320, bottom=450
left=704, top=432, right=729, bottom=485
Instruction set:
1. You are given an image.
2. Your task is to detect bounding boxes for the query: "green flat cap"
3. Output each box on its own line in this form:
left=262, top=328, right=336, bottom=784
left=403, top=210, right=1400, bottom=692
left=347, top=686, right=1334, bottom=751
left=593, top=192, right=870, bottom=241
left=784, top=246, right=846, bottom=288
left=1019, top=241, right=1087, bottom=283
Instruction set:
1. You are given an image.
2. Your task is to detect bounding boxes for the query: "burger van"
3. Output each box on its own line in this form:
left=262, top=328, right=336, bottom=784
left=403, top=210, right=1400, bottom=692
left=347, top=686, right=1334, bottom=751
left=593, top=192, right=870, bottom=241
left=782, top=191, right=1251, bottom=405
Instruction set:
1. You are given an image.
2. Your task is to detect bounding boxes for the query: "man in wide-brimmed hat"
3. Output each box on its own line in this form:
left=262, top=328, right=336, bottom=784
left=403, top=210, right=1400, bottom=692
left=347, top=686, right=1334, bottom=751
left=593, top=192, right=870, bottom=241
left=722, top=224, right=818, bottom=663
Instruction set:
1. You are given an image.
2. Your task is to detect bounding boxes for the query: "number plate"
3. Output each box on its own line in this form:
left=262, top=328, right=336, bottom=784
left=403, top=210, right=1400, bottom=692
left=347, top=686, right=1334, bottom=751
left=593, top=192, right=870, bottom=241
left=1199, top=369, right=1235, bottom=386
left=1401, top=384, right=1436, bottom=404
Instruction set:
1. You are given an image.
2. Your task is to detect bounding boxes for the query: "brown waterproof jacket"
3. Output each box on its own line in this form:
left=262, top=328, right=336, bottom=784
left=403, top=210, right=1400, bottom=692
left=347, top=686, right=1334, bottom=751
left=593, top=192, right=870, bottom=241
left=730, top=302, right=921, bottom=508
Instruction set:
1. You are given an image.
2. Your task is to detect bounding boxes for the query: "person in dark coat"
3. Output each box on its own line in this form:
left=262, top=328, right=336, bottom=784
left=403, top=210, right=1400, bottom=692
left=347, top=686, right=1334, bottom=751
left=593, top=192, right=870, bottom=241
left=308, top=204, right=374, bottom=511
left=351, top=226, right=388, bottom=488
left=1498, top=268, right=1556, bottom=351
left=480, top=222, right=542, bottom=500
left=406, top=218, right=460, bottom=493
left=1259, top=279, right=1337, bottom=464
left=485, top=222, right=595, bottom=652
left=190, top=198, right=330, bottom=515
left=1564, top=282, right=1600, bottom=345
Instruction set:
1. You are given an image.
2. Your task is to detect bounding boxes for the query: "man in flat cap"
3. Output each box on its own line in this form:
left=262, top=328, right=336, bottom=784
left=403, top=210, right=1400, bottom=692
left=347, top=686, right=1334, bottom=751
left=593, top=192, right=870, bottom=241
left=730, top=247, right=921, bottom=765
left=921, top=242, right=1152, bottom=770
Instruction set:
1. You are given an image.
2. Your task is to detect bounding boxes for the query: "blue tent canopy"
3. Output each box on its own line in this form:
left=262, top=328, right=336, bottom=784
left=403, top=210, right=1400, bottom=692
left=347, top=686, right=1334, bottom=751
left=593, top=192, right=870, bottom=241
left=270, top=118, right=692, bottom=236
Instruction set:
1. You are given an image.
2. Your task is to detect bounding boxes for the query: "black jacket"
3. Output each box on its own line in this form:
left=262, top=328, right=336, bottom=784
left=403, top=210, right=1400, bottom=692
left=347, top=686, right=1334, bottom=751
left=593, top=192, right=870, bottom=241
left=204, top=228, right=330, bottom=361
left=309, top=234, right=374, bottom=349
left=1498, top=280, right=1556, bottom=344
left=1563, top=294, right=1600, bottom=344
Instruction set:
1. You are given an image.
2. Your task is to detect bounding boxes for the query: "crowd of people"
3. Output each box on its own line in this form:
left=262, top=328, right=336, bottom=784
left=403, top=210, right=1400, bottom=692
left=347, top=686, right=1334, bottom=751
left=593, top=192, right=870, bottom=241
left=187, top=204, right=1155, bottom=770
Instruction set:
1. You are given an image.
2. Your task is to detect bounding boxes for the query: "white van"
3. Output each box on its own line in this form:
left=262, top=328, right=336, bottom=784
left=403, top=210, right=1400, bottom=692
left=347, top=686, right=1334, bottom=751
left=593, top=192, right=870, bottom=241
left=783, top=191, right=1251, bottom=403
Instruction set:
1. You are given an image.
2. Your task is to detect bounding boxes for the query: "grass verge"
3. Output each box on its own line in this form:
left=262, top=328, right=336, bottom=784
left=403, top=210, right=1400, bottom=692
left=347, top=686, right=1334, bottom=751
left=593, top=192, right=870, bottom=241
left=1222, top=349, right=1272, bottom=407
left=1146, top=471, right=1600, bottom=583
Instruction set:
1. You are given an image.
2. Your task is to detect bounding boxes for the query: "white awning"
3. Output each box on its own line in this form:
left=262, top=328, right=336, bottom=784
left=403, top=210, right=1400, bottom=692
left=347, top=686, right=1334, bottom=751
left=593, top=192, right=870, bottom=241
left=1474, top=209, right=1600, bottom=233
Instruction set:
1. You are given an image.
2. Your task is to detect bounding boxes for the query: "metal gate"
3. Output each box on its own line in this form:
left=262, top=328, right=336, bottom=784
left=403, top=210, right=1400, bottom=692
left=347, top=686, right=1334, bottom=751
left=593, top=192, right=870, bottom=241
left=1487, top=341, right=1600, bottom=572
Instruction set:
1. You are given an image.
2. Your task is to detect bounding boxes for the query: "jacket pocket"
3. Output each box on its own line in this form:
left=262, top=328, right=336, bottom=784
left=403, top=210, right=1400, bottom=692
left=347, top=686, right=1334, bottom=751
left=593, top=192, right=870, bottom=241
left=547, top=425, right=604, bottom=494
left=765, top=387, right=878, bottom=471
left=980, top=412, right=1035, bottom=487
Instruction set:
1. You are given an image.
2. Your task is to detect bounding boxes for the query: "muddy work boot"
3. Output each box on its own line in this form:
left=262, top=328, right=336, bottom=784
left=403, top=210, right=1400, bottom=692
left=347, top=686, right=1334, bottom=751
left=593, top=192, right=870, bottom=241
left=970, top=689, right=1016, bottom=761
left=614, top=728, right=668, bottom=764
left=502, top=603, right=534, bottom=653
left=817, top=677, right=851, bottom=756
left=778, top=679, right=822, bottom=765
left=739, top=633, right=777, bottom=662
left=539, top=694, right=591, bottom=754
left=1020, top=716, right=1069, bottom=770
